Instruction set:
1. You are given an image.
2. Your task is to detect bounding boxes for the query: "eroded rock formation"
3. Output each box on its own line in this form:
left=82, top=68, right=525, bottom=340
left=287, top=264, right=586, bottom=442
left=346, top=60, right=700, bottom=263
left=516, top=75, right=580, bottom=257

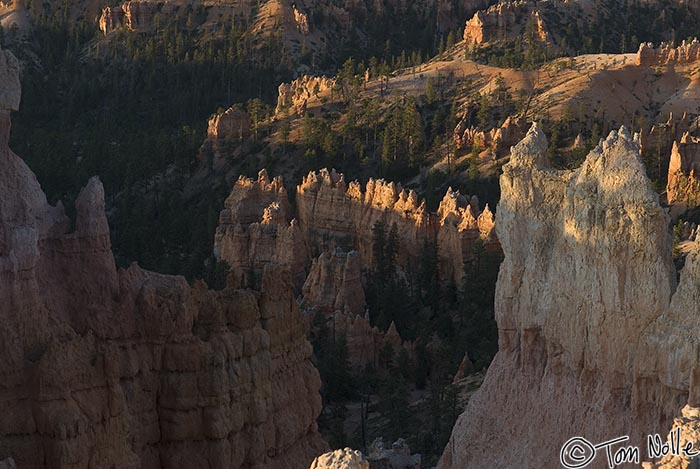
left=0, top=46, right=325, bottom=469
left=638, top=39, right=700, bottom=67
left=302, top=249, right=366, bottom=316
left=454, top=115, right=528, bottom=156
left=639, top=112, right=690, bottom=163
left=99, top=1, right=162, bottom=35
left=329, top=311, right=408, bottom=372
left=296, top=168, right=498, bottom=286
left=438, top=123, right=700, bottom=468
left=308, top=439, right=420, bottom=469
left=666, top=133, right=700, bottom=208
left=309, top=448, right=369, bottom=469
left=214, top=170, right=308, bottom=290
left=463, top=1, right=550, bottom=46
left=276, top=75, right=336, bottom=115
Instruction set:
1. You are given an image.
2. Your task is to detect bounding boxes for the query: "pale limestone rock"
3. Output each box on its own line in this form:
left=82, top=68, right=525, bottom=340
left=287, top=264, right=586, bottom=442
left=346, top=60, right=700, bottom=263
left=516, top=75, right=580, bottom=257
left=214, top=170, right=308, bottom=290
left=638, top=39, right=700, bottom=67
left=463, top=2, right=550, bottom=46
left=454, top=115, right=528, bottom=157
left=309, top=448, right=368, bottom=469
left=296, top=168, right=498, bottom=287
left=439, top=124, right=685, bottom=468
left=293, top=5, right=310, bottom=35
left=276, top=76, right=336, bottom=115
left=98, top=1, right=164, bottom=35
left=667, top=134, right=700, bottom=209
left=208, top=107, right=251, bottom=141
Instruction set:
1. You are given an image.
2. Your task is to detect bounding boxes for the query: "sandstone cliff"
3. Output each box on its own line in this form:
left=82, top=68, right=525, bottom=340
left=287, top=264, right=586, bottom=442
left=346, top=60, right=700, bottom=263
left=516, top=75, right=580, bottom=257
left=213, top=170, right=308, bottom=290
left=0, top=46, right=326, bottom=469
left=276, top=75, right=336, bottom=116
left=666, top=133, right=700, bottom=209
left=296, top=168, right=498, bottom=286
left=438, top=124, right=700, bottom=468
left=638, top=39, right=700, bottom=67
left=463, top=1, right=550, bottom=46
left=453, top=114, right=528, bottom=156
left=302, top=249, right=366, bottom=316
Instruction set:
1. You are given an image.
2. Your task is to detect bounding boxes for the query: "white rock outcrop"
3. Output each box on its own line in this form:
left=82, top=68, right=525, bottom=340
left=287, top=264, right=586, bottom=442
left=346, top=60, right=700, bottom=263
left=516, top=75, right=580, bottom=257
left=438, top=124, right=700, bottom=468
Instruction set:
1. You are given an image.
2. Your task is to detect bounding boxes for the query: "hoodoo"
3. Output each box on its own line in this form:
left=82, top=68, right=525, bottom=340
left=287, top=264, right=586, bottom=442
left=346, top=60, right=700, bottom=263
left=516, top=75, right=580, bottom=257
left=439, top=124, right=700, bottom=467
left=0, top=46, right=326, bottom=469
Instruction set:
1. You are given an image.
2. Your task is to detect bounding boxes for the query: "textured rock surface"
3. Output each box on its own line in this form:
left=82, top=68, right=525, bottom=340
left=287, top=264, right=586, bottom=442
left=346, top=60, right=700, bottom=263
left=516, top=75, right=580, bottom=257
left=330, top=311, right=407, bottom=372
left=367, top=438, right=421, bottom=469
left=302, top=249, right=365, bottom=316
left=638, top=39, right=700, bottom=67
left=454, top=115, right=528, bottom=156
left=214, top=170, right=308, bottom=290
left=438, top=124, right=698, bottom=468
left=276, top=75, right=336, bottom=115
left=0, top=48, right=20, bottom=112
left=463, top=1, right=550, bottom=46
left=208, top=107, right=252, bottom=141
left=309, top=448, right=369, bottom=469
left=296, top=168, right=498, bottom=286
left=0, top=47, right=326, bottom=468
left=99, top=1, right=162, bottom=35
left=667, top=133, right=700, bottom=209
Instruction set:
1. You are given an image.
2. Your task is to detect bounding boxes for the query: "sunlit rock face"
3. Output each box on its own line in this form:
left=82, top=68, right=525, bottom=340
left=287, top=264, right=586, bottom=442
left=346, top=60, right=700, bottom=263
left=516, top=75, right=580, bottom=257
left=296, top=168, right=498, bottom=287
left=638, top=39, right=700, bottom=67
left=214, top=170, right=308, bottom=290
left=438, top=124, right=700, bottom=468
left=666, top=134, right=700, bottom=209
left=0, top=45, right=326, bottom=469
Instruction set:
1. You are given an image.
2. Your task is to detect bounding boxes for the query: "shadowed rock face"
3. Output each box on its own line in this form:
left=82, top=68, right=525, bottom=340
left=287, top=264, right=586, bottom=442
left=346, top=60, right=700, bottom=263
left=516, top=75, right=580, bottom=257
left=438, top=123, right=700, bottom=468
left=0, top=46, right=326, bottom=469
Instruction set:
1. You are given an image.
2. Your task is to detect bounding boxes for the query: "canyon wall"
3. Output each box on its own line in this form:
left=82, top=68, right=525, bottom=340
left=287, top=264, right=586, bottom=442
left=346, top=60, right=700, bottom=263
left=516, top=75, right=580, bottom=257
left=276, top=75, right=336, bottom=116
left=438, top=124, right=700, bottom=468
left=0, top=46, right=326, bottom=469
left=213, top=170, right=308, bottom=290
left=463, top=1, right=550, bottom=46
left=637, top=39, right=700, bottom=67
left=296, top=168, right=498, bottom=286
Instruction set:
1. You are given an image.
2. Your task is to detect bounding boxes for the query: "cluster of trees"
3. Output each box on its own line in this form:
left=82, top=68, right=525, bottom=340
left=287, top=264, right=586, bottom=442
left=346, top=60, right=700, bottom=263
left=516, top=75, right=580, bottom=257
left=293, top=62, right=464, bottom=184
left=3, top=0, right=485, bottom=281
left=312, top=219, right=501, bottom=464
left=468, top=1, right=700, bottom=70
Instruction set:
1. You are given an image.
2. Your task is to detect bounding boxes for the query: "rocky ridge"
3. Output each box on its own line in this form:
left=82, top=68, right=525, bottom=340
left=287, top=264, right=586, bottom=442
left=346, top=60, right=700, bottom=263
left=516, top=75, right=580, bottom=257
left=296, top=168, right=498, bottom=286
left=438, top=123, right=700, bottom=468
left=276, top=75, right=337, bottom=116
left=638, top=39, right=700, bottom=67
left=213, top=170, right=308, bottom=290
left=453, top=114, right=528, bottom=157
left=0, top=45, right=326, bottom=469
left=463, top=0, right=550, bottom=46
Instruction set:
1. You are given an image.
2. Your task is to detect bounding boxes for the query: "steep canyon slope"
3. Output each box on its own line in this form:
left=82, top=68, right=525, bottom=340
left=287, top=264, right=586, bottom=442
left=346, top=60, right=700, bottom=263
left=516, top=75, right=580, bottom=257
left=0, top=46, right=326, bottom=469
left=439, top=123, right=700, bottom=468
